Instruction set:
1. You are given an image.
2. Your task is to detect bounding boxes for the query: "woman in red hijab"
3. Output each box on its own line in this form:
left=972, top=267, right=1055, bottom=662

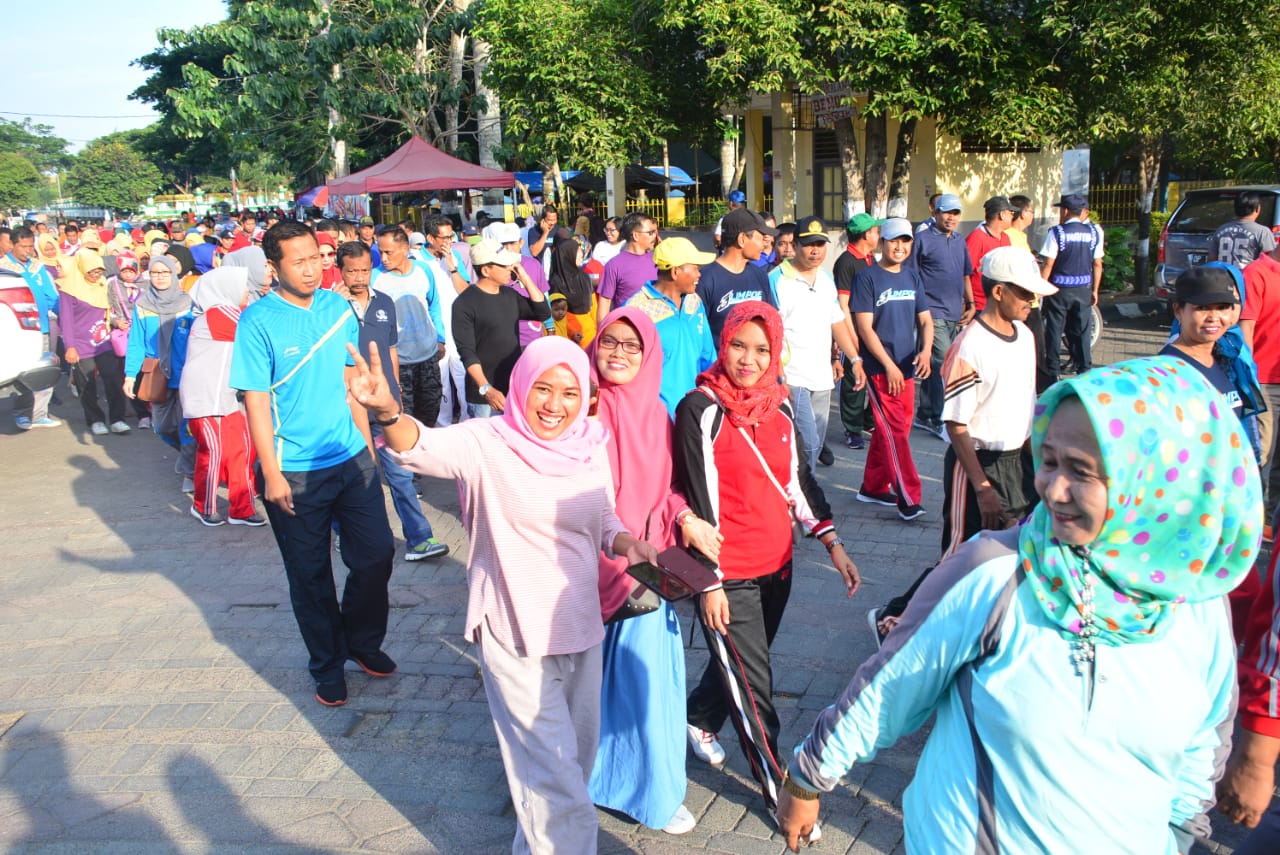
left=316, top=233, right=343, bottom=289
left=673, top=300, right=860, bottom=833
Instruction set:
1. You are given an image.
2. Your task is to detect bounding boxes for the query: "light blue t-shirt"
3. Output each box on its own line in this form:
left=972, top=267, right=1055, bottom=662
left=625, top=283, right=716, bottom=418
left=230, top=288, right=364, bottom=471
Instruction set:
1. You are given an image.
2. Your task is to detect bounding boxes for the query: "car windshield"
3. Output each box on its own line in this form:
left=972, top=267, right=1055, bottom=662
left=1172, top=191, right=1278, bottom=232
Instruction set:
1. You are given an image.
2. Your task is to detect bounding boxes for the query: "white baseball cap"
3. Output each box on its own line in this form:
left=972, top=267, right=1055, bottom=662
left=980, top=246, right=1058, bottom=296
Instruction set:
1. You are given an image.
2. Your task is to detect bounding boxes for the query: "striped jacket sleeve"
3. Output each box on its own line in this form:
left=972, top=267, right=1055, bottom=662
left=1238, top=545, right=1280, bottom=737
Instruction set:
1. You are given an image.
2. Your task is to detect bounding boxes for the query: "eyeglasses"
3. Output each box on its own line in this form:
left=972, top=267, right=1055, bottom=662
left=635, top=229, right=657, bottom=236
left=597, top=334, right=643, bottom=354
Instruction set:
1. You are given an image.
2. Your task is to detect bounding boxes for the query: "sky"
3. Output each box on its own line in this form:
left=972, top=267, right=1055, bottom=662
left=4, top=0, right=229, bottom=153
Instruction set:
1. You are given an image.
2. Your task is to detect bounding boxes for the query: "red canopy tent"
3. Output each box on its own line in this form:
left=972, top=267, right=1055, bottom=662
left=326, top=136, right=515, bottom=195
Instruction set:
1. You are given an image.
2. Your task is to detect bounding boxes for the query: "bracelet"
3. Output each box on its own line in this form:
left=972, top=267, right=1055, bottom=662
left=375, top=411, right=401, bottom=426
left=677, top=510, right=697, bottom=528
left=824, top=535, right=843, bottom=552
left=781, top=771, right=820, bottom=801
left=848, top=357, right=863, bottom=364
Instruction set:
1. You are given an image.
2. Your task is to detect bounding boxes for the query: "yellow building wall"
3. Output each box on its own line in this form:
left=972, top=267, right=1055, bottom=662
left=934, top=128, right=1063, bottom=234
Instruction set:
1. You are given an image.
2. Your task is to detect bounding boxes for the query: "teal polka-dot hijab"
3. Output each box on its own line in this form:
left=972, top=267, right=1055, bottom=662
left=1019, top=355, right=1263, bottom=646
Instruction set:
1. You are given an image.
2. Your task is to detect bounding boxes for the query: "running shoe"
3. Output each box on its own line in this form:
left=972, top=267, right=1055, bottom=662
left=686, top=724, right=726, bottom=766
left=405, top=538, right=449, bottom=561
left=856, top=488, right=898, bottom=507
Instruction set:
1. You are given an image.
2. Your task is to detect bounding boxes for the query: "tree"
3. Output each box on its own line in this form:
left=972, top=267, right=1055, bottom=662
left=136, top=0, right=489, bottom=182
left=0, top=153, right=45, bottom=211
left=65, top=133, right=163, bottom=212
left=0, top=119, right=73, bottom=174
left=1037, top=0, right=1280, bottom=291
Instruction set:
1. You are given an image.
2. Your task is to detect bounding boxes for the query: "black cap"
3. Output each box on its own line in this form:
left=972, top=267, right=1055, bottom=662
left=796, top=216, right=829, bottom=245
left=1053, top=193, right=1089, bottom=212
left=1174, top=265, right=1240, bottom=305
left=721, top=208, right=779, bottom=245
left=983, top=196, right=1016, bottom=218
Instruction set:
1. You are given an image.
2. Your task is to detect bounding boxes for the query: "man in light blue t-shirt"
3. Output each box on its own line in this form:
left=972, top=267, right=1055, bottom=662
left=232, top=221, right=396, bottom=708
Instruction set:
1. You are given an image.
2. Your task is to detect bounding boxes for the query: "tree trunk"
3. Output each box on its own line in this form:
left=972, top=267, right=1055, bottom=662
left=887, top=116, right=917, bottom=219
left=329, top=63, right=348, bottom=179
left=864, top=110, right=889, bottom=218
left=720, top=114, right=738, bottom=196
left=444, top=29, right=466, bottom=154
left=1134, top=134, right=1162, bottom=295
left=834, top=117, right=864, bottom=216
left=472, top=37, right=502, bottom=170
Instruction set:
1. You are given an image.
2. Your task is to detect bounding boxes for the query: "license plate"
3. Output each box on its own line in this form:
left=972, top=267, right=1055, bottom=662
left=1187, top=252, right=1208, bottom=266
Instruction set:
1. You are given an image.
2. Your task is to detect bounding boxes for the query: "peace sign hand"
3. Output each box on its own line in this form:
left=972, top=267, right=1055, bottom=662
left=346, top=341, right=398, bottom=419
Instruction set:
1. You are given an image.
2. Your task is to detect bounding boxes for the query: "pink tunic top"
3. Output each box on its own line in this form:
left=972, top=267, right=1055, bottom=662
left=392, top=417, right=628, bottom=657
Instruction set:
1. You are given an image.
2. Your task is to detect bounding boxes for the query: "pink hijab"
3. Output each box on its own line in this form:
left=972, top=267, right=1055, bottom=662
left=589, top=307, right=681, bottom=615
left=488, top=336, right=608, bottom=475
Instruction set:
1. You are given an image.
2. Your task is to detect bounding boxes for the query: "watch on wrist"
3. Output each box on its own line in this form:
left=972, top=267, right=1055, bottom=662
left=824, top=535, right=843, bottom=552
left=478, top=383, right=492, bottom=397
left=375, top=411, right=401, bottom=427
left=781, top=771, right=820, bottom=801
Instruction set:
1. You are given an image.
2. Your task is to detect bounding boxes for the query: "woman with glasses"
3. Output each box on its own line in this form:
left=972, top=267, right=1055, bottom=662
left=590, top=216, right=624, bottom=266
left=316, top=233, right=343, bottom=290
left=587, top=307, right=723, bottom=835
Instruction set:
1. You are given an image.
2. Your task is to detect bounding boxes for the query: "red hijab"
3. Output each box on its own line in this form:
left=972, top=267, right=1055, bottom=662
left=316, top=233, right=343, bottom=289
left=697, top=300, right=788, bottom=427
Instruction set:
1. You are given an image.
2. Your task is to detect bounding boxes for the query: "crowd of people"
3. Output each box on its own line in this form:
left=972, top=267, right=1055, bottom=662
left=7, top=188, right=1280, bottom=852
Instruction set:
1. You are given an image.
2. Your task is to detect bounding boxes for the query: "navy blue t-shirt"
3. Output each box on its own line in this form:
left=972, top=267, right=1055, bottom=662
left=696, top=260, right=778, bottom=347
left=1160, top=344, right=1243, bottom=418
left=851, top=264, right=928, bottom=375
left=908, top=226, right=971, bottom=321
left=351, top=290, right=401, bottom=408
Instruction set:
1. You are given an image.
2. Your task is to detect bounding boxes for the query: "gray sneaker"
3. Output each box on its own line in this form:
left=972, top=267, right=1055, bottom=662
left=90, top=421, right=109, bottom=436
left=181, top=477, right=195, bottom=494
left=405, top=538, right=449, bottom=561
left=189, top=505, right=226, bottom=527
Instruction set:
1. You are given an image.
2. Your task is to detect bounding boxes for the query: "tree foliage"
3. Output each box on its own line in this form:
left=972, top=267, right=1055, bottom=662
left=134, top=0, right=485, bottom=181
left=0, top=153, right=45, bottom=211
left=65, top=132, right=164, bottom=213
left=0, top=119, right=73, bottom=174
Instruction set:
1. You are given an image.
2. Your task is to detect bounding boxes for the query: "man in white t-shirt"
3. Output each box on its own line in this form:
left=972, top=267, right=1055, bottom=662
left=769, top=215, right=864, bottom=473
left=868, top=246, right=1057, bottom=646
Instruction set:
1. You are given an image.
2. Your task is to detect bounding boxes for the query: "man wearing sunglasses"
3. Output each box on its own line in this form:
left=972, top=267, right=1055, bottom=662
left=867, top=246, right=1057, bottom=646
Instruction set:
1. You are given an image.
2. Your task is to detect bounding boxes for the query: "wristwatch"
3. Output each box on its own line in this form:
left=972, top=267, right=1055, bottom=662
left=781, top=770, right=820, bottom=801
left=375, top=411, right=401, bottom=427
left=478, top=383, right=492, bottom=397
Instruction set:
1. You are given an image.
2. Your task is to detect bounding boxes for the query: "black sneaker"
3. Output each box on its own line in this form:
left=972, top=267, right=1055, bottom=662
left=351, top=650, right=397, bottom=677
left=315, top=677, right=348, bottom=706
left=898, top=503, right=926, bottom=522
left=189, top=505, right=226, bottom=527
left=817, top=444, right=835, bottom=466
left=856, top=488, right=898, bottom=507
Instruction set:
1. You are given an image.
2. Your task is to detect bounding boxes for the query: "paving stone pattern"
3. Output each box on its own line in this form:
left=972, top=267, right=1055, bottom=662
left=0, top=315, right=1264, bottom=853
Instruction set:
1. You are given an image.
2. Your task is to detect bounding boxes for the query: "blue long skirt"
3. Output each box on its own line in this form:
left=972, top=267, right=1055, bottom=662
left=588, top=600, right=687, bottom=828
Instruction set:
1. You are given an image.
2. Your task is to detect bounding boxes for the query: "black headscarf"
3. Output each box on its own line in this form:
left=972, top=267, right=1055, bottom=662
left=165, top=244, right=196, bottom=278
left=548, top=228, right=593, bottom=314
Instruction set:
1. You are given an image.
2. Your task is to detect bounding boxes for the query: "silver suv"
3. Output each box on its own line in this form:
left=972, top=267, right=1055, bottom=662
left=1155, top=185, right=1280, bottom=298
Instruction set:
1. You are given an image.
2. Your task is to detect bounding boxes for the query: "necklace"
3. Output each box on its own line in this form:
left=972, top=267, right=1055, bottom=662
left=1070, top=546, right=1098, bottom=676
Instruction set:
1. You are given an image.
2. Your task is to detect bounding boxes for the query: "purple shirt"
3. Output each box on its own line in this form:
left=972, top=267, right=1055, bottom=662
left=58, top=292, right=113, bottom=357
left=598, top=250, right=657, bottom=308
left=511, top=257, right=550, bottom=347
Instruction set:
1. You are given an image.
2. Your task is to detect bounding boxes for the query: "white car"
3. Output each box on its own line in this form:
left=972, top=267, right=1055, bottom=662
left=0, top=269, right=59, bottom=394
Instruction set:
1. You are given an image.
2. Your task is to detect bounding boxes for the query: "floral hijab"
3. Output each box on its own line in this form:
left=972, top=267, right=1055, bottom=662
left=1019, top=356, right=1263, bottom=646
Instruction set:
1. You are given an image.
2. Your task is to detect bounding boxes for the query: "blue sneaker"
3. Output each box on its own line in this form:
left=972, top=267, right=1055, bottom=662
left=29, top=416, right=62, bottom=428
left=15, top=416, right=31, bottom=430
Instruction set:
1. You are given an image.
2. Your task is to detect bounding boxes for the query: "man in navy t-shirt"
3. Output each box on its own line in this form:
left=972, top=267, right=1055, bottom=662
left=851, top=217, right=934, bottom=521
left=232, top=221, right=396, bottom=708
left=697, top=207, right=778, bottom=347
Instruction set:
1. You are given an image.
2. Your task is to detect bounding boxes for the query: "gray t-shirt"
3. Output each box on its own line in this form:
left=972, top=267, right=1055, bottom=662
left=1210, top=218, right=1276, bottom=268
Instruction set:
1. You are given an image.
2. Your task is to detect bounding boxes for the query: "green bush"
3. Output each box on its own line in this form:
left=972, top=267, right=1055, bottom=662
left=1101, top=226, right=1135, bottom=293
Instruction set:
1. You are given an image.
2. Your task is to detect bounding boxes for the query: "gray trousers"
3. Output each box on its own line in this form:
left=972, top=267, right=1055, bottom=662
left=1256, top=383, right=1280, bottom=502
left=478, top=621, right=601, bottom=855
left=151, top=393, right=196, bottom=477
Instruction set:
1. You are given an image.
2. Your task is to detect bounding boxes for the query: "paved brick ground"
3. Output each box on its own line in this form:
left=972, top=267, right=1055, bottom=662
left=0, top=312, right=1267, bottom=853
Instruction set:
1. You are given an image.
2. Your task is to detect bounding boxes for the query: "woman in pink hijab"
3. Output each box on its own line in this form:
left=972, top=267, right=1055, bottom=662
left=347, top=335, right=657, bottom=855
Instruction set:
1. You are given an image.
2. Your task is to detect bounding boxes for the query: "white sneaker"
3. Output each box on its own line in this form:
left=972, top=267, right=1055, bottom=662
left=90, top=421, right=108, bottom=436
left=686, top=724, right=726, bottom=766
left=109, top=420, right=131, bottom=434
left=662, top=804, right=696, bottom=835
